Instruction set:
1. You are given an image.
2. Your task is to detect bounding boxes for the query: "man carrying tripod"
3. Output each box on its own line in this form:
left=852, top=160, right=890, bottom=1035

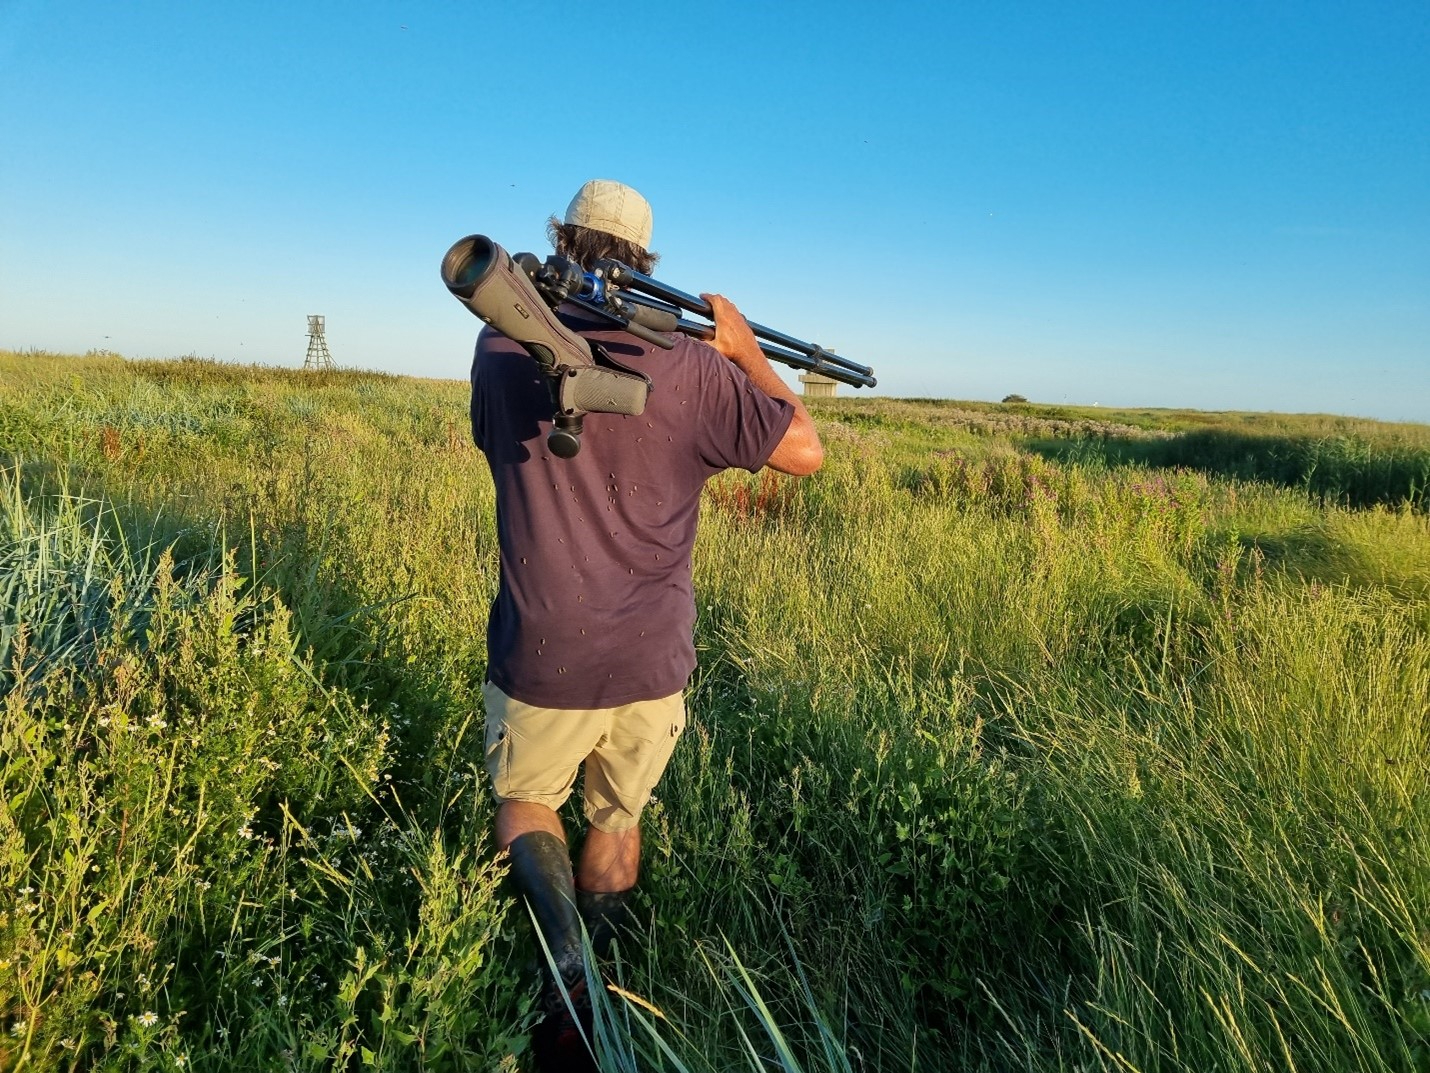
left=468, top=179, right=823, bottom=1070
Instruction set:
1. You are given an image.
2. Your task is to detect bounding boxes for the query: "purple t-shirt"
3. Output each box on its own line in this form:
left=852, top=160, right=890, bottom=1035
left=470, top=308, right=794, bottom=708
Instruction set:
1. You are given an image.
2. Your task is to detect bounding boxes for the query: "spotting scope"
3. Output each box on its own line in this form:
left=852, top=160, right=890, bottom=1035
left=441, top=232, right=878, bottom=456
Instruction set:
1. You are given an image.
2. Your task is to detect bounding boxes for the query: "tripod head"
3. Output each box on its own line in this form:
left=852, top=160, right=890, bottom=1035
left=513, top=253, right=684, bottom=350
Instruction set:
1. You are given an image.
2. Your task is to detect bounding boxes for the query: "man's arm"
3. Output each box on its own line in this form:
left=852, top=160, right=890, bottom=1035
left=702, top=293, right=824, bottom=476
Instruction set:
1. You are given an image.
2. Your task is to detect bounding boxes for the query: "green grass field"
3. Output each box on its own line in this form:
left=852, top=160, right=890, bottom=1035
left=2, top=349, right=1428, bottom=1072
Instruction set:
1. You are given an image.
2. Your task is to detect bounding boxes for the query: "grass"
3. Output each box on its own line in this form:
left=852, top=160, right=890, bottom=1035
left=1, top=348, right=1428, bottom=1071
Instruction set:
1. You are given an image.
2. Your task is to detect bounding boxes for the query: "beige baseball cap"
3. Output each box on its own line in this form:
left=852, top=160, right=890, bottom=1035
left=564, top=179, right=653, bottom=248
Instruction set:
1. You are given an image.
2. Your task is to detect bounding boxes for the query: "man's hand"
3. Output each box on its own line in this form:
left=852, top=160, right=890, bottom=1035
left=703, top=293, right=764, bottom=369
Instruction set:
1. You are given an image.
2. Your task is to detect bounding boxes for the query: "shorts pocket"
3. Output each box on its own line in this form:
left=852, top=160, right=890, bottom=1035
left=485, top=725, right=512, bottom=795
left=628, top=722, right=682, bottom=798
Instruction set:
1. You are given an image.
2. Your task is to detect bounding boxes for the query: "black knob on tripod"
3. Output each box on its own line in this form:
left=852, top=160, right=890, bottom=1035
left=548, top=414, right=583, bottom=458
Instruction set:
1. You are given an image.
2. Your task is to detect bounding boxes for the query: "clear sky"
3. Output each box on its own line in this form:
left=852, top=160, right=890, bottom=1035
left=2, top=1, right=1427, bottom=421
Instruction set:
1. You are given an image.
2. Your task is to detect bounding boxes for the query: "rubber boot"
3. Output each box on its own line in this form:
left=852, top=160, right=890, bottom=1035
left=506, top=832, right=596, bottom=1073
left=577, top=886, right=636, bottom=960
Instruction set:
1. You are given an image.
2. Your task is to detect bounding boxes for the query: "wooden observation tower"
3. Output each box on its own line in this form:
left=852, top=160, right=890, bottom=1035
left=304, top=315, right=335, bottom=371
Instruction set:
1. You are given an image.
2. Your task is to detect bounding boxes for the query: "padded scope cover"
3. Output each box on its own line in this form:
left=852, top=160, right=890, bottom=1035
left=442, top=234, right=649, bottom=419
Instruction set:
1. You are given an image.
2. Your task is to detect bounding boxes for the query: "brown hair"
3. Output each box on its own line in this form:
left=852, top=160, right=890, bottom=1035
left=546, top=218, right=660, bottom=275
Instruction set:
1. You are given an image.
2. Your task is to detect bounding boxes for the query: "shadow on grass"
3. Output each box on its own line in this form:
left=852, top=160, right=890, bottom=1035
left=3, top=451, right=481, bottom=809
left=1028, top=429, right=1430, bottom=511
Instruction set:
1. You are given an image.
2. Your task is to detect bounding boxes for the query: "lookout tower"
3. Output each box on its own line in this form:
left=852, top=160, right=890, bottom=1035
left=304, top=315, right=334, bottom=371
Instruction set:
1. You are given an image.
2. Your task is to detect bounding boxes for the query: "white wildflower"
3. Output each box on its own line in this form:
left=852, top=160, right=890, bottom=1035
left=137, top=1010, right=158, bottom=1027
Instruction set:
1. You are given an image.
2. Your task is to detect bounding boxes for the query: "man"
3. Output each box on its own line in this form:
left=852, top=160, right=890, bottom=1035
left=469, top=179, right=823, bottom=1070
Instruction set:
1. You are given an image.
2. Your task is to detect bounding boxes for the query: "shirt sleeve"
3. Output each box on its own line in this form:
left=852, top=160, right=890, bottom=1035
left=469, top=335, right=490, bottom=453
left=695, top=342, right=796, bottom=473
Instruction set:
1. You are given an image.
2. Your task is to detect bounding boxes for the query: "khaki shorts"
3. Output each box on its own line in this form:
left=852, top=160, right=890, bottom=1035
left=483, top=681, right=686, bottom=833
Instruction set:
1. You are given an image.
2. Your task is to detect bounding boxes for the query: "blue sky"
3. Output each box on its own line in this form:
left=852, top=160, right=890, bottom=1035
left=2, top=1, right=1426, bottom=421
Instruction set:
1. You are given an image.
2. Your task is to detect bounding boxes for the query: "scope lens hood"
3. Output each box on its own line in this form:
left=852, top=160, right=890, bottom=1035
left=440, top=235, right=498, bottom=299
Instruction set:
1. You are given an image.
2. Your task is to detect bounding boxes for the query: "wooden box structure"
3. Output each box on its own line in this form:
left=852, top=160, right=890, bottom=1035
left=798, top=371, right=839, bottom=399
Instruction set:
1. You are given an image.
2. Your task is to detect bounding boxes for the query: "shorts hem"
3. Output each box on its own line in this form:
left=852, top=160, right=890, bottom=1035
left=491, top=789, right=577, bottom=812
left=584, top=806, right=643, bottom=834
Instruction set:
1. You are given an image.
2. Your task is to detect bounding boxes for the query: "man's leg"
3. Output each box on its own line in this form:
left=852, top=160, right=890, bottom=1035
left=498, top=802, right=597, bottom=1073
left=486, top=683, right=592, bottom=959
left=500, top=801, right=639, bottom=961
left=496, top=799, right=566, bottom=850
left=484, top=683, right=600, bottom=1072
left=577, top=824, right=640, bottom=891
left=490, top=730, right=584, bottom=973
left=498, top=801, right=581, bottom=974
left=578, top=691, right=684, bottom=958
left=576, top=825, right=641, bottom=959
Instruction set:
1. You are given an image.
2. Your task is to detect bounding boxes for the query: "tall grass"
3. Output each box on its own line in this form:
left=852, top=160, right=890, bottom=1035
left=2, top=350, right=1428, bottom=1070
left=1027, top=425, right=1430, bottom=510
